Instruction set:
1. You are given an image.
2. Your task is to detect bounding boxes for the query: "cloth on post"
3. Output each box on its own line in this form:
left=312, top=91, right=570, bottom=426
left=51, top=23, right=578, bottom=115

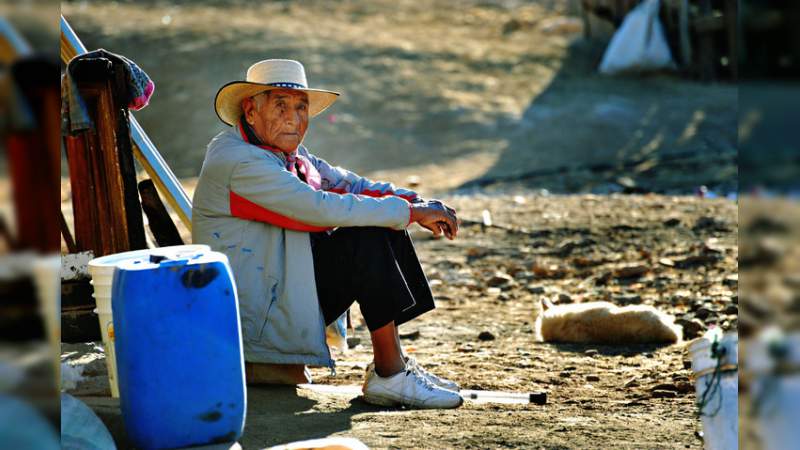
left=61, top=48, right=155, bottom=134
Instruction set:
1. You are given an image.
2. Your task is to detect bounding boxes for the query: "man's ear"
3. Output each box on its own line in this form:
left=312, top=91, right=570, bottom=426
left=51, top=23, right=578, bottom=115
left=241, top=97, right=255, bottom=124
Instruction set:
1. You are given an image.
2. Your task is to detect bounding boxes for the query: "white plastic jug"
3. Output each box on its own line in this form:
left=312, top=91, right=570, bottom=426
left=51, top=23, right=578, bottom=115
left=744, top=329, right=800, bottom=450
left=688, top=328, right=738, bottom=450
left=87, top=245, right=210, bottom=397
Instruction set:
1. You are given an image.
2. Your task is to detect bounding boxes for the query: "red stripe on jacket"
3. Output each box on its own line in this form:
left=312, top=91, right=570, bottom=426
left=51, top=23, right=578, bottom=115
left=229, top=191, right=333, bottom=232
left=234, top=121, right=414, bottom=229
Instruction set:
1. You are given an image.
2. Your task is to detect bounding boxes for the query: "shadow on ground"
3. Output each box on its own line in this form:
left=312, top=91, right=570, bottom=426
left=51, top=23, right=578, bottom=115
left=457, top=39, right=738, bottom=194
left=240, top=385, right=368, bottom=448
left=541, top=342, right=675, bottom=357
left=84, top=385, right=375, bottom=449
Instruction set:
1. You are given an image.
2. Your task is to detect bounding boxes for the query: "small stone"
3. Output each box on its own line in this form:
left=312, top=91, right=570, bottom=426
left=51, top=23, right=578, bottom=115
left=558, top=293, right=573, bottom=303
left=724, top=304, right=738, bottom=315
left=651, top=390, right=677, bottom=399
left=399, top=330, right=420, bottom=340
left=559, top=371, right=572, bottom=378
left=487, top=272, right=514, bottom=288
left=487, top=287, right=502, bottom=296
left=624, top=377, right=639, bottom=388
left=694, top=216, right=730, bottom=232
left=659, top=258, right=675, bottom=267
left=682, top=319, right=705, bottom=339
left=674, top=254, right=722, bottom=269
left=514, top=270, right=535, bottom=282
left=478, top=331, right=496, bottom=341
left=584, top=349, right=599, bottom=357
left=586, top=374, right=600, bottom=382
left=614, top=264, right=649, bottom=279
left=723, top=274, right=738, bottom=287
left=613, top=294, right=642, bottom=305
left=527, top=285, right=546, bottom=294
left=498, top=293, right=511, bottom=302
left=663, top=217, right=681, bottom=227
left=651, top=383, right=679, bottom=392
left=695, top=307, right=713, bottom=320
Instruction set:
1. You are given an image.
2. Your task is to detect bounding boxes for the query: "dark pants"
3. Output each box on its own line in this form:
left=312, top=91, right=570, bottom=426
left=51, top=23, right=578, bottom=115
left=310, top=227, right=435, bottom=332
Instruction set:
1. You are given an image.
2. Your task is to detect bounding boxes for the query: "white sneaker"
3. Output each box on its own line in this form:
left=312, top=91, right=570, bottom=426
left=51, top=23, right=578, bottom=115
left=362, top=364, right=463, bottom=409
left=404, top=356, right=460, bottom=392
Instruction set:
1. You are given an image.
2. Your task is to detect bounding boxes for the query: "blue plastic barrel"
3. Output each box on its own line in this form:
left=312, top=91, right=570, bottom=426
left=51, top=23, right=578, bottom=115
left=111, top=250, right=246, bottom=449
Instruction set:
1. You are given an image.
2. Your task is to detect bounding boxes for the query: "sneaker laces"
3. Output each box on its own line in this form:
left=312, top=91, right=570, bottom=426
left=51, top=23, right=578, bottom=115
left=405, top=367, right=436, bottom=391
left=406, top=356, right=448, bottom=384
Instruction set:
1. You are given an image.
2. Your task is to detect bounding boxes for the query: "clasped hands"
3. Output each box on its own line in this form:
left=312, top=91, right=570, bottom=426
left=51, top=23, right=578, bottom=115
left=409, top=197, right=459, bottom=240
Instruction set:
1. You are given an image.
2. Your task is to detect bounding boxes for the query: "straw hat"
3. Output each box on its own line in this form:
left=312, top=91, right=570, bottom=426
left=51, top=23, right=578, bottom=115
left=214, top=59, right=339, bottom=126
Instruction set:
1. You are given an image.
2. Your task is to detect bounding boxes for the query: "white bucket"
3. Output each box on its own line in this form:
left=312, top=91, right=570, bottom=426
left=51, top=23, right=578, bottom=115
left=688, top=327, right=738, bottom=450
left=32, top=255, right=62, bottom=387
left=87, top=245, right=210, bottom=397
left=744, top=329, right=800, bottom=450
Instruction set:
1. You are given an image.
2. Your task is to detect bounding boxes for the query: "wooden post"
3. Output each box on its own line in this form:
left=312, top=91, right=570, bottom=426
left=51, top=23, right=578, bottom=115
left=138, top=179, right=184, bottom=247
left=64, top=58, right=148, bottom=256
left=65, top=133, right=102, bottom=254
left=6, top=57, right=61, bottom=253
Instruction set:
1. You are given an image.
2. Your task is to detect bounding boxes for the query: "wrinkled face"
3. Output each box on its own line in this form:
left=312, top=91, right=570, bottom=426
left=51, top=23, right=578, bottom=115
left=242, top=88, right=309, bottom=152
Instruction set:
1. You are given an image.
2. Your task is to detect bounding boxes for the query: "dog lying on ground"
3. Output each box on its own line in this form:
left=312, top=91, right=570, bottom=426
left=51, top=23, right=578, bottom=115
left=534, top=299, right=682, bottom=344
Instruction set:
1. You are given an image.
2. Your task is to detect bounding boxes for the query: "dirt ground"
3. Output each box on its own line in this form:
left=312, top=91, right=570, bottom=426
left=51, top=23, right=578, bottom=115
left=63, top=193, right=737, bottom=449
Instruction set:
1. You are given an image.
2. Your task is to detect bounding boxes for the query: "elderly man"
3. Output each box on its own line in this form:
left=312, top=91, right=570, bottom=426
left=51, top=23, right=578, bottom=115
left=193, top=59, right=461, bottom=409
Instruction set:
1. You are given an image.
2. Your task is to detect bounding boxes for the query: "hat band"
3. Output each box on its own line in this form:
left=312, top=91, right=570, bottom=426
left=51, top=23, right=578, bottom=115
left=265, top=81, right=307, bottom=89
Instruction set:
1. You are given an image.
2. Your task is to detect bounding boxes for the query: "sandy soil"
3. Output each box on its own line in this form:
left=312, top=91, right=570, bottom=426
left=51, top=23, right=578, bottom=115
left=64, top=193, right=737, bottom=449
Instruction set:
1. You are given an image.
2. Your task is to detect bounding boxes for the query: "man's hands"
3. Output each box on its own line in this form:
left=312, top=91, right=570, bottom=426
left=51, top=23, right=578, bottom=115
left=410, top=200, right=459, bottom=240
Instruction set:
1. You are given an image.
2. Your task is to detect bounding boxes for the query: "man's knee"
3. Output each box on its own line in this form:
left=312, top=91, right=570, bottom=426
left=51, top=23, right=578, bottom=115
left=345, top=226, right=397, bottom=241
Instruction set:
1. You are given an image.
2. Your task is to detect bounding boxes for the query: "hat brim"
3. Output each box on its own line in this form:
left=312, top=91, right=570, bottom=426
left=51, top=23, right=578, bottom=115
left=214, top=81, right=340, bottom=126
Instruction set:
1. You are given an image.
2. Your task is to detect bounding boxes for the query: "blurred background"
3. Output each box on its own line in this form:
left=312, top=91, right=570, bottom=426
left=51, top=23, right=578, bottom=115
left=57, top=0, right=741, bottom=196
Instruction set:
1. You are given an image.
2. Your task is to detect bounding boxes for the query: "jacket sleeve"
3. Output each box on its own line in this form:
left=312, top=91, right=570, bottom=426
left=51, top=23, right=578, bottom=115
left=230, top=157, right=412, bottom=231
left=307, top=153, right=418, bottom=201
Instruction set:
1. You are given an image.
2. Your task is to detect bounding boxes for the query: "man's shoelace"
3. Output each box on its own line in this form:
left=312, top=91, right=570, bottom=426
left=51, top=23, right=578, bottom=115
left=407, top=357, right=447, bottom=384
left=405, top=369, right=436, bottom=391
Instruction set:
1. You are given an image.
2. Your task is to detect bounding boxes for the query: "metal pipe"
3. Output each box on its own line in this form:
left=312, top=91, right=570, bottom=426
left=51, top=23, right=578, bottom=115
left=0, top=17, right=33, bottom=60
left=60, top=15, right=193, bottom=230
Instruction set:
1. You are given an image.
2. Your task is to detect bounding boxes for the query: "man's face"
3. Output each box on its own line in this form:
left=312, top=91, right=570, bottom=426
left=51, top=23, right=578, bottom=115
left=242, top=89, right=309, bottom=152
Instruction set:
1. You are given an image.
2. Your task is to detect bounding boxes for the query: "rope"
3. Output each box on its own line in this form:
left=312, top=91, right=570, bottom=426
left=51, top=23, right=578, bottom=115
left=750, top=339, right=789, bottom=418
left=696, top=338, right=728, bottom=418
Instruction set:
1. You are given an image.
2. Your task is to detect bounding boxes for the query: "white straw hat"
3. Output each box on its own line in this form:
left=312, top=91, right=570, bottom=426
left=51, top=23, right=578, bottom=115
left=214, top=59, right=339, bottom=126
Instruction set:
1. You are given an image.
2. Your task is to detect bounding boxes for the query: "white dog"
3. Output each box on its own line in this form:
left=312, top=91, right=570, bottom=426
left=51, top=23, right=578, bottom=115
left=534, top=299, right=682, bottom=344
